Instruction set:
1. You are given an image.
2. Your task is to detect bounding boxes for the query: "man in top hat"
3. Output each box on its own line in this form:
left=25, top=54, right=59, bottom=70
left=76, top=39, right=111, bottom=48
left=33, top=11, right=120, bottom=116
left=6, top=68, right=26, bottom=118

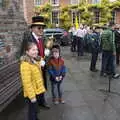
left=20, top=16, right=50, bottom=109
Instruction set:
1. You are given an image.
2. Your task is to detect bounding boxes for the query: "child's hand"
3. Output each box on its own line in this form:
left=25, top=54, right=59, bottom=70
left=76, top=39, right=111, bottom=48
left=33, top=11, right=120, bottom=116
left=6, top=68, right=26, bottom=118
left=40, top=59, right=45, bottom=67
left=56, top=77, right=59, bottom=81
left=31, top=97, right=37, bottom=103
left=59, top=76, right=62, bottom=80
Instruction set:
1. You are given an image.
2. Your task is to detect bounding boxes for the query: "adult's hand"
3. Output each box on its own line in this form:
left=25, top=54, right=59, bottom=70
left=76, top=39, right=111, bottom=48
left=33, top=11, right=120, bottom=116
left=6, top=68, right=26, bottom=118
left=44, top=48, right=50, bottom=57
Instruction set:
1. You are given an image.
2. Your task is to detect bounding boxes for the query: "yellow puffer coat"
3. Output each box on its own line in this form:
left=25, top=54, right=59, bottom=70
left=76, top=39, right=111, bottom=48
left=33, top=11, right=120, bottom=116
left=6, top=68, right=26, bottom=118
left=20, top=61, right=46, bottom=100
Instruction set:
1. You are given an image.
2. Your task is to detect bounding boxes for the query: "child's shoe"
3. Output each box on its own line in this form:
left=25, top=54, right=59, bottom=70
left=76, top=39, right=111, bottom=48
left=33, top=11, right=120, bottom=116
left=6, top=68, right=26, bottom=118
left=59, top=98, right=65, bottom=104
left=53, top=99, right=59, bottom=105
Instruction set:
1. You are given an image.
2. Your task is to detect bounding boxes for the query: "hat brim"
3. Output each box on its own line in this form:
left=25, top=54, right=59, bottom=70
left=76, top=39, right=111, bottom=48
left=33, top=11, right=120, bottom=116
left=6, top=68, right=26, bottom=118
left=31, top=22, right=46, bottom=28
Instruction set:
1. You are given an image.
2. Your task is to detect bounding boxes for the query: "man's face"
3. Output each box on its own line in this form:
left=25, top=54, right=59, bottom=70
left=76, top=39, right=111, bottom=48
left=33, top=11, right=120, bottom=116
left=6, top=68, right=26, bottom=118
left=32, top=25, right=44, bottom=37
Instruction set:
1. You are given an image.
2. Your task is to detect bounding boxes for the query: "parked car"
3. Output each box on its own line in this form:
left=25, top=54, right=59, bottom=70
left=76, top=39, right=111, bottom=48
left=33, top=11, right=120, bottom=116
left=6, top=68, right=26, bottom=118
left=43, top=28, right=71, bottom=46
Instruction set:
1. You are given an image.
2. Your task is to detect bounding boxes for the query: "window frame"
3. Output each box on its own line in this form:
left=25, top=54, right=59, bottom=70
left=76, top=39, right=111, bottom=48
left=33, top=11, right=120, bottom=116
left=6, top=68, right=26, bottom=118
left=94, top=9, right=100, bottom=23
left=70, top=0, right=79, bottom=5
left=111, top=11, right=116, bottom=25
left=71, top=10, right=80, bottom=25
left=92, top=0, right=100, bottom=4
left=34, top=0, right=43, bottom=6
left=51, top=0, right=59, bottom=6
left=51, top=10, right=59, bottom=26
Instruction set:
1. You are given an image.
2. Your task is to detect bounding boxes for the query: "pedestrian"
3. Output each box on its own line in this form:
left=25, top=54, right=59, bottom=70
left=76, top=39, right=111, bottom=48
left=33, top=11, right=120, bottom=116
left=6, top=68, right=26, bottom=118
left=69, top=25, right=77, bottom=52
left=48, top=45, right=67, bottom=105
left=20, top=16, right=50, bottom=109
left=100, top=24, right=119, bottom=78
left=114, top=25, right=120, bottom=65
left=90, top=26, right=101, bottom=72
left=20, top=42, right=46, bottom=120
left=76, top=24, right=85, bottom=56
left=84, top=28, right=93, bottom=52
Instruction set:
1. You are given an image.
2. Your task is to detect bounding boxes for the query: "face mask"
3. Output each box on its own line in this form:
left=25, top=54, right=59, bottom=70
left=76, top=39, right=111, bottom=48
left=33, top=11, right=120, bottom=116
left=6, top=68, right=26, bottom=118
left=53, top=52, right=59, bottom=59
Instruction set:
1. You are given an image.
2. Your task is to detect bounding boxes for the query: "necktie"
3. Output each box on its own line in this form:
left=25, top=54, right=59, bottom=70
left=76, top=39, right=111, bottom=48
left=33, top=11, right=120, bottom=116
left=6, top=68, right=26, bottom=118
left=37, top=38, right=44, bottom=58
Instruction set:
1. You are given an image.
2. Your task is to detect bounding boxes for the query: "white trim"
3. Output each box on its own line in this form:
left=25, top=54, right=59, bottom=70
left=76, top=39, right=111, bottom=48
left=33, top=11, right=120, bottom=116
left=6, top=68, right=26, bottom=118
left=58, top=11, right=59, bottom=26
left=70, top=0, right=79, bottom=5
left=115, top=11, right=116, bottom=24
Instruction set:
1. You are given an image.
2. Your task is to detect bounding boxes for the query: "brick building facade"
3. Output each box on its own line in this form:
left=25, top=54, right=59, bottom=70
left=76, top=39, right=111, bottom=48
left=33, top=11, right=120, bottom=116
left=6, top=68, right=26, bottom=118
left=0, top=0, right=26, bottom=66
left=23, top=0, right=120, bottom=26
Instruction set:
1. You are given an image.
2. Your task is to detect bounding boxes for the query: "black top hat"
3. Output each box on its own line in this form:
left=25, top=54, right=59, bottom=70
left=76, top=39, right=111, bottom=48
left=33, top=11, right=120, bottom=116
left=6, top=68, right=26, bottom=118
left=31, top=16, right=45, bottom=27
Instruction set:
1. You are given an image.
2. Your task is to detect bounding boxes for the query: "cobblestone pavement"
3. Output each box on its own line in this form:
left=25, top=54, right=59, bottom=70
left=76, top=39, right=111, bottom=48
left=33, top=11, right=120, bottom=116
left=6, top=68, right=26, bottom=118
left=1, top=46, right=120, bottom=120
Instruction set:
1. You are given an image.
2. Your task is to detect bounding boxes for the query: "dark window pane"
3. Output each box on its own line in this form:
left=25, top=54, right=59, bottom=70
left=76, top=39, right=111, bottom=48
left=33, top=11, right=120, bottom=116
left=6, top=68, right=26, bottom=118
left=0, top=0, right=3, bottom=7
left=52, top=0, right=59, bottom=4
left=52, top=11, right=59, bottom=24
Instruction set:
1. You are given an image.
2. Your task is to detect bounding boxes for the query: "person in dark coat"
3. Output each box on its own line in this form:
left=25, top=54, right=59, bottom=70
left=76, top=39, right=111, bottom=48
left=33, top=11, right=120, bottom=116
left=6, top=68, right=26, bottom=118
left=114, top=25, right=120, bottom=65
left=20, top=16, right=50, bottom=109
left=90, top=27, right=101, bottom=72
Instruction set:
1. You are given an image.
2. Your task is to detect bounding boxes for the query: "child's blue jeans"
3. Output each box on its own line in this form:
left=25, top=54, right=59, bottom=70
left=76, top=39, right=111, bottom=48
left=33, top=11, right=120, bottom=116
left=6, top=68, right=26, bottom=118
left=51, top=81, right=63, bottom=99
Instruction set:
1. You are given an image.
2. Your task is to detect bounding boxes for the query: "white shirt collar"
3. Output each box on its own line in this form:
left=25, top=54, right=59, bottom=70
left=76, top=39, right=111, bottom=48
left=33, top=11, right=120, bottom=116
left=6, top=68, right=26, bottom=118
left=32, top=32, right=39, bottom=41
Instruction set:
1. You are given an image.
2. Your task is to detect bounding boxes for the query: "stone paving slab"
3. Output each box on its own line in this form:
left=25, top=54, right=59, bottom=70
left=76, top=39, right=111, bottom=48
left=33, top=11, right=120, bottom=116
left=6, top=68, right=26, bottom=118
left=1, top=46, right=120, bottom=120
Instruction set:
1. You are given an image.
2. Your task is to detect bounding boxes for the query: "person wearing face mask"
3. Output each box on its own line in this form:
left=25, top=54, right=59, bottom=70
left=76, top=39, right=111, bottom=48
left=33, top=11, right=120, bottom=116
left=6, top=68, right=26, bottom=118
left=48, top=45, right=67, bottom=105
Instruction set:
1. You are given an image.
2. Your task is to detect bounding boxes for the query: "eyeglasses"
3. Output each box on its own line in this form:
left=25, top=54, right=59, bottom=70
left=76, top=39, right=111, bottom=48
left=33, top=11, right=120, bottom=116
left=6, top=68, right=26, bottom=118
left=37, top=26, right=44, bottom=30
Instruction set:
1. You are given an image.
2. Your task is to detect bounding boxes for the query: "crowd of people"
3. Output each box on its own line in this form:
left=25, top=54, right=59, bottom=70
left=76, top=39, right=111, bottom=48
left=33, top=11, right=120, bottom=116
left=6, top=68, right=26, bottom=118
left=69, top=23, right=120, bottom=78
left=19, top=15, right=120, bottom=120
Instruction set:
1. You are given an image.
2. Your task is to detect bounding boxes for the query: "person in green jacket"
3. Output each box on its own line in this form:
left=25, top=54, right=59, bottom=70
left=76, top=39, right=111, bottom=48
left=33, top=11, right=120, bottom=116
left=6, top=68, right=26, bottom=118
left=100, top=25, right=119, bottom=78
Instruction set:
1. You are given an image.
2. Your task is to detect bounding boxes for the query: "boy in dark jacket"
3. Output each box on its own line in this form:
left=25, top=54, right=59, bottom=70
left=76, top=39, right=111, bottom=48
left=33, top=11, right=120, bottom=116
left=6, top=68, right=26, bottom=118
left=48, top=45, right=66, bottom=104
left=90, top=27, right=101, bottom=72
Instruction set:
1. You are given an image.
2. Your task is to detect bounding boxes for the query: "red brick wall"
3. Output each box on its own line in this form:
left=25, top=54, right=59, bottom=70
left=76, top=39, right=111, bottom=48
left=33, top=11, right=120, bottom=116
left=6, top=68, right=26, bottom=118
left=23, top=0, right=50, bottom=24
left=23, top=0, right=34, bottom=24
left=60, top=0, right=70, bottom=6
left=116, top=11, right=120, bottom=24
left=43, top=0, right=49, bottom=4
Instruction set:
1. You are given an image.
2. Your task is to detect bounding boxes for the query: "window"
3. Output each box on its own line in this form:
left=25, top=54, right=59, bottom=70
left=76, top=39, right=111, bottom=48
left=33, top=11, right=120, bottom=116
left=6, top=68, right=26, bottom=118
left=51, top=0, right=59, bottom=5
left=72, top=12, right=76, bottom=24
left=71, top=0, right=79, bottom=5
left=94, top=10, right=99, bottom=23
left=0, top=0, right=9, bottom=8
left=72, top=11, right=80, bottom=24
left=0, top=0, right=3, bottom=7
left=92, top=0, right=100, bottom=4
left=111, top=11, right=115, bottom=25
left=34, top=0, right=43, bottom=6
left=52, top=11, right=59, bottom=25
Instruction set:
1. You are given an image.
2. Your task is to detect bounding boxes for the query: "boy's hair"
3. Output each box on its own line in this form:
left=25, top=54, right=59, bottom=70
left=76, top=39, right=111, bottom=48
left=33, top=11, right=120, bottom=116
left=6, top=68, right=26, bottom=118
left=51, top=44, right=60, bottom=53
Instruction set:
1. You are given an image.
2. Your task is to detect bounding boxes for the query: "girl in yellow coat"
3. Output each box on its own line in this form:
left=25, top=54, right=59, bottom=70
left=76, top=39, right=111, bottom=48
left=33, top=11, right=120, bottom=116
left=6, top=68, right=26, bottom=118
left=20, top=42, right=46, bottom=120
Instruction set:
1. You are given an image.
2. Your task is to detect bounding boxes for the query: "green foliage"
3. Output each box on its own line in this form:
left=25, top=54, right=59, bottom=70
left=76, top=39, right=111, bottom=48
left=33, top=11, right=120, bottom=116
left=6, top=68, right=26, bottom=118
left=99, top=0, right=112, bottom=24
left=80, top=10, right=94, bottom=25
left=60, top=6, right=72, bottom=30
left=69, top=5, right=77, bottom=9
left=109, top=0, right=120, bottom=10
left=33, top=0, right=120, bottom=29
left=34, top=3, right=52, bottom=28
left=78, top=1, right=94, bottom=25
